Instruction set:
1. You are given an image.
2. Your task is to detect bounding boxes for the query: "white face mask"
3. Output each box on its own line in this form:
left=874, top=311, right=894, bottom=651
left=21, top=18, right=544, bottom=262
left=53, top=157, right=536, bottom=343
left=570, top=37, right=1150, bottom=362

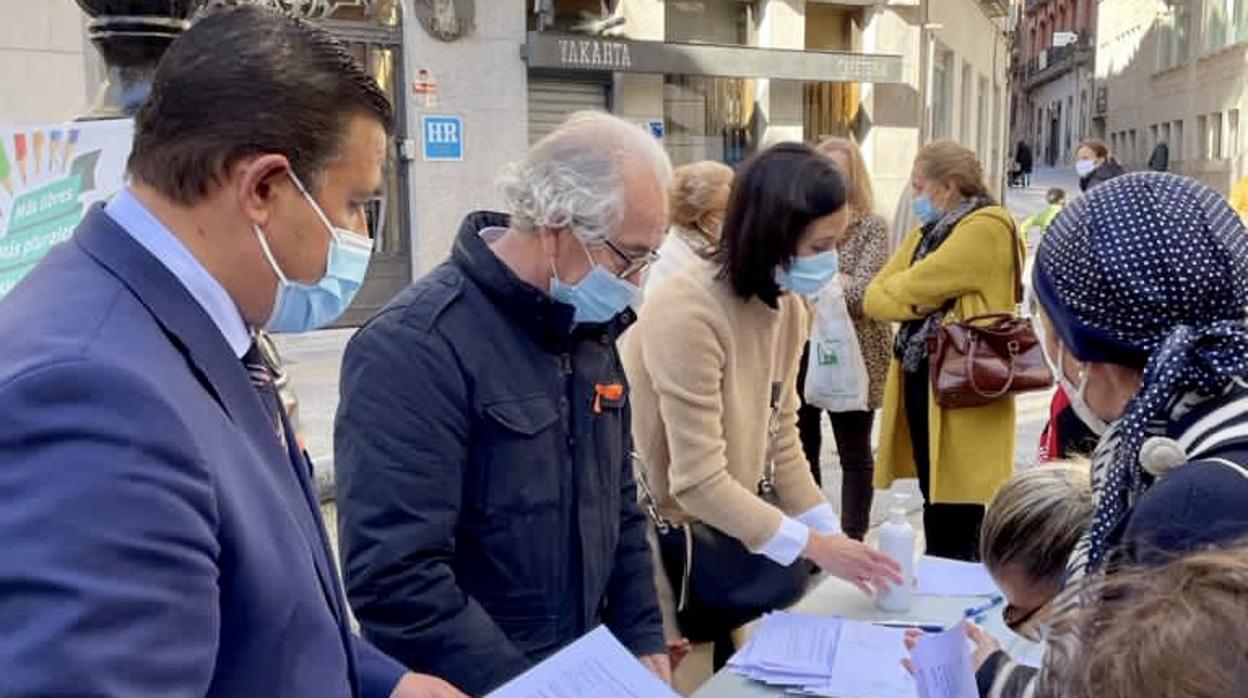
left=1075, top=158, right=1097, bottom=178
left=1051, top=341, right=1111, bottom=436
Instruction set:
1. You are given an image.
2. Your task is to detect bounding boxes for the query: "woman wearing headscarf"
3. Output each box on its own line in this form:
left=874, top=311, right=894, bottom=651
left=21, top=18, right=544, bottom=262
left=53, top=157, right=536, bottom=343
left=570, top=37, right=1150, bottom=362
left=970, top=172, right=1248, bottom=697
left=1040, top=138, right=1129, bottom=465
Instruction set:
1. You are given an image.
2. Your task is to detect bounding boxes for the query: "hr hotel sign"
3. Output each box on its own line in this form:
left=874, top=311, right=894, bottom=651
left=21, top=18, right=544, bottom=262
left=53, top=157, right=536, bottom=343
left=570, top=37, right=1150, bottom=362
left=557, top=36, right=632, bottom=71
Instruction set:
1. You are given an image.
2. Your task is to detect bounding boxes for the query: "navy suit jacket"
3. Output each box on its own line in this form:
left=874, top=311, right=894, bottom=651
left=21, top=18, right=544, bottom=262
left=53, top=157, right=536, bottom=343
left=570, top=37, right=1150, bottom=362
left=0, top=208, right=405, bottom=697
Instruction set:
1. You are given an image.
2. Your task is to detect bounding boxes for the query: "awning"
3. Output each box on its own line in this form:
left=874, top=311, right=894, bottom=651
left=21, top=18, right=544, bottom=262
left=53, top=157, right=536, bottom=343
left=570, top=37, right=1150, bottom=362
left=523, top=32, right=905, bottom=84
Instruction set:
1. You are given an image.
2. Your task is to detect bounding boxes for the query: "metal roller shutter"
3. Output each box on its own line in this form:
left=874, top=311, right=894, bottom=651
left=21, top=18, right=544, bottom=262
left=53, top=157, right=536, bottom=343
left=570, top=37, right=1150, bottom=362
left=528, top=80, right=609, bottom=144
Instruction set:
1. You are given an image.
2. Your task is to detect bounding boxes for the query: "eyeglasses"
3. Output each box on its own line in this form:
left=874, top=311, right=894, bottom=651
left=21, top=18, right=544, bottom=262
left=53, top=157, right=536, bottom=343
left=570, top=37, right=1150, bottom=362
left=1003, top=601, right=1047, bottom=640
left=600, top=239, right=661, bottom=280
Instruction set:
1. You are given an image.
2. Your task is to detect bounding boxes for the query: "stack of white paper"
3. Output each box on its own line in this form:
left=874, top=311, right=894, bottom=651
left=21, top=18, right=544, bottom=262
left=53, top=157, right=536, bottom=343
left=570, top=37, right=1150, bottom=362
left=485, top=626, right=680, bottom=698
left=915, top=556, right=1000, bottom=597
left=729, top=613, right=919, bottom=697
left=727, top=613, right=842, bottom=687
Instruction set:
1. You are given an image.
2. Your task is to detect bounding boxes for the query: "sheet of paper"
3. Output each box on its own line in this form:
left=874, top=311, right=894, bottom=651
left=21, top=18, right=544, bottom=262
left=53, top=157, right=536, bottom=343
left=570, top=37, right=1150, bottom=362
left=916, top=556, right=1000, bottom=597
left=485, top=626, right=679, bottom=698
left=910, top=624, right=978, bottom=698
left=815, top=621, right=918, bottom=698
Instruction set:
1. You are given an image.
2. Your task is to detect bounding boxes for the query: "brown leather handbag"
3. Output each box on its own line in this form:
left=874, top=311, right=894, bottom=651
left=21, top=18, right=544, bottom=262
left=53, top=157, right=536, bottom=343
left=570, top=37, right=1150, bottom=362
left=928, top=219, right=1053, bottom=409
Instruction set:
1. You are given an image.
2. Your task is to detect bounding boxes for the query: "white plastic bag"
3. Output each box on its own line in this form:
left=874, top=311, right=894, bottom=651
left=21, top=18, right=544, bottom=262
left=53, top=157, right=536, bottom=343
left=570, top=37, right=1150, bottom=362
left=803, top=283, right=869, bottom=412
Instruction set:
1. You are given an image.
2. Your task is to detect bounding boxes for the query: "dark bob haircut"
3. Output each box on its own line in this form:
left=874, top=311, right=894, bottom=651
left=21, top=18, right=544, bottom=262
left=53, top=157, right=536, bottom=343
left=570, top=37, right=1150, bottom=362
left=715, top=142, right=847, bottom=307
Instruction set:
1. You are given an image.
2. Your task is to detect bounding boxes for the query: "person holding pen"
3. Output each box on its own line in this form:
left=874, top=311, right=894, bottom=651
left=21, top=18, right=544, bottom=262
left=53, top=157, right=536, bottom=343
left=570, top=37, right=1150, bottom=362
left=903, top=464, right=1092, bottom=694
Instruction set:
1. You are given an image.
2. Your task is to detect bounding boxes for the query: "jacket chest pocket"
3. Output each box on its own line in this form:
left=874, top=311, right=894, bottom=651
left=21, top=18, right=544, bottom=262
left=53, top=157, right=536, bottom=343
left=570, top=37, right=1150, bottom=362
left=478, top=395, right=564, bottom=514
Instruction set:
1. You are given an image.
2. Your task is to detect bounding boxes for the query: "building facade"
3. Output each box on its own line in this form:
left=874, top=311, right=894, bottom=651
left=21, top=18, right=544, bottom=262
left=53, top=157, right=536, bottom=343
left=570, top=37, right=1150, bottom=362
left=1011, top=0, right=1097, bottom=167
left=410, top=0, right=1013, bottom=285
left=1094, top=0, right=1248, bottom=192
left=3, top=0, right=1013, bottom=324
left=0, top=2, right=100, bottom=125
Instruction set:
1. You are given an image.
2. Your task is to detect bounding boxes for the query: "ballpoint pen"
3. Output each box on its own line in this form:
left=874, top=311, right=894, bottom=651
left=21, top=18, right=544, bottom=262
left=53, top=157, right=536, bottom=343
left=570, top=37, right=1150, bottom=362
left=873, top=621, right=945, bottom=633
left=963, top=595, right=1005, bottom=623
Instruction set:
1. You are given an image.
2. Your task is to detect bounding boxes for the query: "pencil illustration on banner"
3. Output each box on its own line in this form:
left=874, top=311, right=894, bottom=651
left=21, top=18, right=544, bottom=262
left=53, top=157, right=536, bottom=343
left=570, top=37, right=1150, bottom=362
left=63, top=129, right=80, bottom=172
left=50, top=130, right=64, bottom=173
left=33, top=131, right=46, bottom=178
left=13, top=133, right=28, bottom=185
left=0, top=140, right=13, bottom=196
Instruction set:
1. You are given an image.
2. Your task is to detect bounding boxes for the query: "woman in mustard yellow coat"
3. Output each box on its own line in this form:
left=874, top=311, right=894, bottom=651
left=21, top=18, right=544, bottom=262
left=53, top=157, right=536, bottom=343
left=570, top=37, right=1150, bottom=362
left=865, top=140, right=1021, bottom=561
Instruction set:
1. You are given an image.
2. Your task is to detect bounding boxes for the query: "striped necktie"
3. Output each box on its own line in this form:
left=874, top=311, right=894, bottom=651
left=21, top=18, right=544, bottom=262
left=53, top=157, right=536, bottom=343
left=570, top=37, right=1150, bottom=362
left=242, top=339, right=288, bottom=452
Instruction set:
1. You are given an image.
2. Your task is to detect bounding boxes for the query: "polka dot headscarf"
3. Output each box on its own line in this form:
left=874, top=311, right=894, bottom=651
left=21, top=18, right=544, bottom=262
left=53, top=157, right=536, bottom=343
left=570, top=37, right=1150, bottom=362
left=1033, top=172, right=1248, bottom=569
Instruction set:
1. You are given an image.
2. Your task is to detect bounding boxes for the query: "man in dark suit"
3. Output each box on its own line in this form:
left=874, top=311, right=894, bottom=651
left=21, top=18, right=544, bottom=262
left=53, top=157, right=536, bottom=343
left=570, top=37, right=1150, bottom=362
left=0, top=7, right=463, bottom=698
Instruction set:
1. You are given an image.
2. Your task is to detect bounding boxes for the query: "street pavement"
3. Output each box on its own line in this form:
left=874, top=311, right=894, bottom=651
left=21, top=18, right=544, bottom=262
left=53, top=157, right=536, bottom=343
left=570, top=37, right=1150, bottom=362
left=282, top=166, right=1082, bottom=539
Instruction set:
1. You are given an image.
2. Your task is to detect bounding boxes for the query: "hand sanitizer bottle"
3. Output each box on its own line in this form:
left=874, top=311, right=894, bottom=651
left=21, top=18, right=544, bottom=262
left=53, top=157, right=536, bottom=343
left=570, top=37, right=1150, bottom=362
left=876, top=492, right=915, bottom=613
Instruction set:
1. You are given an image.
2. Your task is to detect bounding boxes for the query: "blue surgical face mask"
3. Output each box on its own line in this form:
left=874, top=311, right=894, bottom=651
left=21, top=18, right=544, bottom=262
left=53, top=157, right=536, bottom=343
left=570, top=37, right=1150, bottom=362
left=913, top=194, right=943, bottom=225
left=254, top=173, right=375, bottom=333
left=549, top=238, right=641, bottom=324
left=775, top=248, right=840, bottom=296
left=1075, top=158, right=1097, bottom=178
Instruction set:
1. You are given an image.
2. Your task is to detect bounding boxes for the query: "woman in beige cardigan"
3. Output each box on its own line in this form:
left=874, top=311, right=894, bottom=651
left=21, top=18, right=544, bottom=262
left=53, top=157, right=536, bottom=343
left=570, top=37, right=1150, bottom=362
left=622, top=143, right=901, bottom=692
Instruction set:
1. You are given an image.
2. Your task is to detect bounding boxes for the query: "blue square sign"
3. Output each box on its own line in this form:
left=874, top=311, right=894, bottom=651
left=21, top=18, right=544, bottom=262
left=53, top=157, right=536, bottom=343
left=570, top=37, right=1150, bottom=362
left=422, top=115, right=463, bottom=161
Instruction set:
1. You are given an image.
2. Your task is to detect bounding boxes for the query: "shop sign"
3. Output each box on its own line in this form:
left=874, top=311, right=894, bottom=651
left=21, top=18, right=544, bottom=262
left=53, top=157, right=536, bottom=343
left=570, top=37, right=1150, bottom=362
left=557, top=37, right=633, bottom=71
left=525, top=32, right=904, bottom=84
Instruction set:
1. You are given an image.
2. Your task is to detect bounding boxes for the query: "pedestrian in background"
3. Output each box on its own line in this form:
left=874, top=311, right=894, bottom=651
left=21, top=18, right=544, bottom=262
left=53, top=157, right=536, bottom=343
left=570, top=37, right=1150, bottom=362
left=865, top=140, right=1022, bottom=562
left=1018, top=188, right=1065, bottom=238
left=795, top=136, right=891, bottom=541
left=1147, top=140, right=1169, bottom=172
left=646, top=160, right=733, bottom=291
left=1074, top=139, right=1125, bottom=192
left=1014, top=140, right=1034, bottom=187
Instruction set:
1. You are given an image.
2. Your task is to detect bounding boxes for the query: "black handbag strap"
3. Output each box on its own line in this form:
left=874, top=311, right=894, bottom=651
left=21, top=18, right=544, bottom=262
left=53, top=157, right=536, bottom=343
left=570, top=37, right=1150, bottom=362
left=760, top=381, right=782, bottom=496
left=760, top=312, right=787, bottom=493
left=633, top=452, right=672, bottom=533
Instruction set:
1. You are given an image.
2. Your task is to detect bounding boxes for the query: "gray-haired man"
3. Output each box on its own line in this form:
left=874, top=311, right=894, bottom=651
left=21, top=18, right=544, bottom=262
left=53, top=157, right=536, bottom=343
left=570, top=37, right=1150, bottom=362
left=334, top=112, right=671, bottom=695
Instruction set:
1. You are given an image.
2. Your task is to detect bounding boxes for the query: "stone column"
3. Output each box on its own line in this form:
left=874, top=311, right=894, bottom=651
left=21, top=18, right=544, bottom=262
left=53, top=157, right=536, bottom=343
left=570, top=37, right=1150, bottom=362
left=859, top=7, right=922, bottom=220
left=755, top=0, right=805, bottom=147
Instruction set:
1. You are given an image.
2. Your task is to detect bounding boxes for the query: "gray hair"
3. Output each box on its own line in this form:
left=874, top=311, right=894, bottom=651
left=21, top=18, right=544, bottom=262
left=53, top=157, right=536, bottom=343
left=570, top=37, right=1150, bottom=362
left=499, top=111, right=673, bottom=243
left=981, top=464, right=1093, bottom=584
